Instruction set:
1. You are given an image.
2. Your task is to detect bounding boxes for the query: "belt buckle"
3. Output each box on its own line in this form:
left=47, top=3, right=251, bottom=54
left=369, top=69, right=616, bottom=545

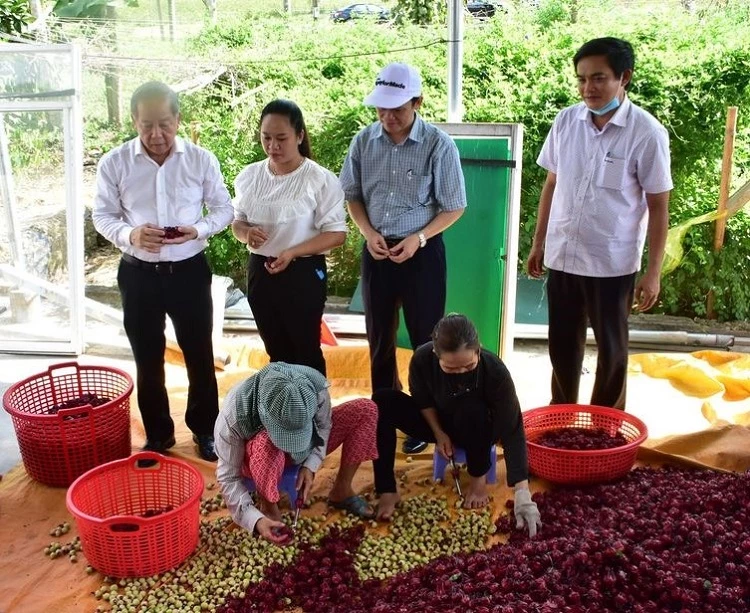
left=155, top=262, right=173, bottom=275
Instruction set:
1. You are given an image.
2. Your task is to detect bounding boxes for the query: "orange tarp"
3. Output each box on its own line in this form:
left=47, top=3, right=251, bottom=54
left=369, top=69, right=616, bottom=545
left=1, top=345, right=749, bottom=612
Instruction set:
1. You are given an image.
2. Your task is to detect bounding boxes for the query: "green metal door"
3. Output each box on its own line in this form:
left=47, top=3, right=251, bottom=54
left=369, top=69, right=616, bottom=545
left=395, top=136, right=514, bottom=354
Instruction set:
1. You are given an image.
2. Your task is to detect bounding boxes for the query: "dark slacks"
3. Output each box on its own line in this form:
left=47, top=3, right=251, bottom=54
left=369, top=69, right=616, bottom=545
left=247, top=253, right=327, bottom=376
left=372, top=389, right=497, bottom=493
left=361, top=235, right=446, bottom=392
left=547, top=268, right=636, bottom=410
left=117, top=252, right=218, bottom=442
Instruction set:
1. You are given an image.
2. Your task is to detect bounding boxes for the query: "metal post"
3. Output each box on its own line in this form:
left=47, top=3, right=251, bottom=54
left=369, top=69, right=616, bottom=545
left=447, top=0, right=464, bottom=122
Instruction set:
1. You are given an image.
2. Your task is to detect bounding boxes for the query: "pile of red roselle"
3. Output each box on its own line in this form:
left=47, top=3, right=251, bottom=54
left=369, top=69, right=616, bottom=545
left=219, top=467, right=749, bottom=612
left=536, top=426, right=628, bottom=450
left=48, top=393, right=111, bottom=414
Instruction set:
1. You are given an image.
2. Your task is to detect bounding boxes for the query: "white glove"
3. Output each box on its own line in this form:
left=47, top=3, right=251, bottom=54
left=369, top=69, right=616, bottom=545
left=514, top=487, right=542, bottom=538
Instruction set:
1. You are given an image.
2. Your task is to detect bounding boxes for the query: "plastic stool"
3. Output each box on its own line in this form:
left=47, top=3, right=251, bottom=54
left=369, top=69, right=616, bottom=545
left=243, top=464, right=300, bottom=506
left=433, top=446, right=498, bottom=485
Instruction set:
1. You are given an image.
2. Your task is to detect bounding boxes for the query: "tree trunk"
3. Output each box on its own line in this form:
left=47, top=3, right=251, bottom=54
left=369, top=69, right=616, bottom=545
left=312, top=0, right=319, bottom=20
left=168, top=0, right=176, bottom=42
left=570, top=0, right=579, bottom=23
left=680, top=0, right=695, bottom=12
left=28, top=0, right=48, bottom=42
left=103, top=6, right=121, bottom=126
left=283, top=0, right=292, bottom=13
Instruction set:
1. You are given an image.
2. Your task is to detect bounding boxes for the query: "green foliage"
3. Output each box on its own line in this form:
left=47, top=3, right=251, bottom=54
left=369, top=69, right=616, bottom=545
left=53, top=0, right=111, bottom=19
left=85, top=3, right=750, bottom=316
left=534, top=0, right=571, bottom=28
left=0, top=0, right=31, bottom=35
left=392, top=0, right=443, bottom=26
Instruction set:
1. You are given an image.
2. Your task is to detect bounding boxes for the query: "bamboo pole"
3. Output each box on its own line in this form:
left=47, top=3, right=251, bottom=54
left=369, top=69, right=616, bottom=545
left=706, top=106, right=738, bottom=319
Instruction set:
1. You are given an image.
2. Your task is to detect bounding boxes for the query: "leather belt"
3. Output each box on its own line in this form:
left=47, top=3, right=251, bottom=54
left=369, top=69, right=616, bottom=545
left=121, top=252, right=203, bottom=275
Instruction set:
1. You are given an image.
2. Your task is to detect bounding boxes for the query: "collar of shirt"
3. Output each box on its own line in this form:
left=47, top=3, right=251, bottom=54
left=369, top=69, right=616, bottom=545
left=374, top=112, right=425, bottom=144
left=576, top=96, right=632, bottom=129
left=133, top=135, right=186, bottom=159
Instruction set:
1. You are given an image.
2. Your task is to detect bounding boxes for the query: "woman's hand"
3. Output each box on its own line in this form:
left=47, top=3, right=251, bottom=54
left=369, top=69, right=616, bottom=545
left=255, top=517, right=289, bottom=544
left=246, top=225, right=269, bottom=249
left=265, top=249, right=295, bottom=274
left=434, top=429, right=454, bottom=460
left=296, top=466, right=315, bottom=503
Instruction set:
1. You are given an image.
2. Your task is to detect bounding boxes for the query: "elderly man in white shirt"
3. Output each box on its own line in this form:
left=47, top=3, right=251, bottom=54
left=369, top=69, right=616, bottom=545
left=93, top=81, right=233, bottom=462
left=527, top=37, right=672, bottom=410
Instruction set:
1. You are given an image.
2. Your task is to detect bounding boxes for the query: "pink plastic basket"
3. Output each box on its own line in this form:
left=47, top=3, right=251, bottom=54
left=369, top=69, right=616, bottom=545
left=66, top=452, right=203, bottom=577
left=523, top=404, right=648, bottom=485
left=3, top=362, right=132, bottom=486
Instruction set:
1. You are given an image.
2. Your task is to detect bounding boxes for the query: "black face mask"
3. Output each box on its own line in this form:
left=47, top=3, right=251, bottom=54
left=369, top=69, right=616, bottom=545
left=444, top=365, right=479, bottom=399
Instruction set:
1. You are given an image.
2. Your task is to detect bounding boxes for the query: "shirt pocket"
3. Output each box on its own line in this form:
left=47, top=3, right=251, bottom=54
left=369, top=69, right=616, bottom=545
left=403, top=173, right=432, bottom=206
left=175, top=185, right=203, bottom=224
left=596, top=155, right=628, bottom=191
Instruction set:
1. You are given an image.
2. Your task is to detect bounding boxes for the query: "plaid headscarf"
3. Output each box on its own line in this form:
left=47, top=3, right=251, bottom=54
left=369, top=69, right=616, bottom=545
left=235, top=362, right=328, bottom=464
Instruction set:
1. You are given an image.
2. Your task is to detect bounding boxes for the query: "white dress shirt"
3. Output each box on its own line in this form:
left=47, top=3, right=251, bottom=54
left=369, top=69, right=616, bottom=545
left=233, top=158, right=347, bottom=257
left=214, top=380, right=332, bottom=533
left=537, top=97, right=673, bottom=277
left=93, top=136, right=234, bottom=262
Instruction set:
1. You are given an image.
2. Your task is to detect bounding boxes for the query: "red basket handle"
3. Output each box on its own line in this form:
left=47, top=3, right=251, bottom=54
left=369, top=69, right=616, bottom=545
left=46, top=362, right=83, bottom=406
left=102, top=514, right=145, bottom=533
left=56, top=405, right=93, bottom=421
left=131, top=451, right=166, bottom=470
left=46, top=361, right=82, bottom=377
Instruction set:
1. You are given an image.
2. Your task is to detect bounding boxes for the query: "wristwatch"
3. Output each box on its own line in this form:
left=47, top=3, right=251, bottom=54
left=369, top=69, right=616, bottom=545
left=417, top=232, right=427, bottom=248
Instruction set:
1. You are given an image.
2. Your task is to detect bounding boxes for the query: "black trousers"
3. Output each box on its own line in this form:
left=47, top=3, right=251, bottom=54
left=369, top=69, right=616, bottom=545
left=247, top=253, right=327, bottom=376
left=372, top=389, right=497, bottom=493
left=547, top=269, right=636, bottom=410
left=117, top=252, right=218, bottom=442
left=361, top=235, right=446, bottom=392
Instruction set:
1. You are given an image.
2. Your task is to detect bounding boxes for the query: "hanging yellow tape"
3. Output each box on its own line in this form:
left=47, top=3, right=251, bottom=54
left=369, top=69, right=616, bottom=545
left=661, top=209, right=728, bottom=275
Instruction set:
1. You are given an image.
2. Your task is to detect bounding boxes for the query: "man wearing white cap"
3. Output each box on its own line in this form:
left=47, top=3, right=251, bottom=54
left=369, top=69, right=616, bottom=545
left=340, top=63, right=466, bottom=455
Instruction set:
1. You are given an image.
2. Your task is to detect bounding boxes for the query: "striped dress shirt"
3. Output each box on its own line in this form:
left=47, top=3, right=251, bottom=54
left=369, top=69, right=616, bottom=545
left=339, top=114, right=466, bottom=238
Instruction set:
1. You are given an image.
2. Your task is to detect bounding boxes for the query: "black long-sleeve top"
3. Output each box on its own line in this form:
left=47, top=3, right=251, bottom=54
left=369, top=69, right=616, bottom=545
left=408, top=342, right=530, bottom=486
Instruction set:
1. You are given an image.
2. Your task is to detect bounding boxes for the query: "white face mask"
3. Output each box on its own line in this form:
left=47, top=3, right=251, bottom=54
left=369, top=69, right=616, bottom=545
left=590, top=96, right=621, bottom=116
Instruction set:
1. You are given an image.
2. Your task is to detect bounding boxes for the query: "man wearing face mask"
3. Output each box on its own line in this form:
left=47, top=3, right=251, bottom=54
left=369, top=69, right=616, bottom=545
left=371, top=314, right=540, bottom=539
left=340, top=63, right=467, bottom=456
left=527, top=37, right=672, bottom=410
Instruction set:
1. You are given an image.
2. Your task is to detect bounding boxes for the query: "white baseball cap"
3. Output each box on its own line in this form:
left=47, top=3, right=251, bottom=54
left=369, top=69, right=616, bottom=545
left=364, top=63, right=422, bottom=109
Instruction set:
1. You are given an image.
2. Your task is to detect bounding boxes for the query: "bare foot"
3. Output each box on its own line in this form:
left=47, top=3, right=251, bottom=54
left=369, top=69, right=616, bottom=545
left=462, top=476, right=489, bottom=509
left=258, top=496, right=282, bottom=521
left=376, top=492, right=401, bottom=521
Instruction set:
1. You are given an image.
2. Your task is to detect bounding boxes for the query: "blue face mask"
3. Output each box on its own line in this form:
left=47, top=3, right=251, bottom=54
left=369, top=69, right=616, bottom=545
left=589, top=96, right=620, bottom=116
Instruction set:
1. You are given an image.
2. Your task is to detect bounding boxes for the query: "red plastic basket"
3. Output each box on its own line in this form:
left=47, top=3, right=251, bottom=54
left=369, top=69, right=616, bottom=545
left=66, top=452, right=203, bottom=577
left=2, top=362, right=133, bottom=487
left=523, top=404, right=648, bottom=485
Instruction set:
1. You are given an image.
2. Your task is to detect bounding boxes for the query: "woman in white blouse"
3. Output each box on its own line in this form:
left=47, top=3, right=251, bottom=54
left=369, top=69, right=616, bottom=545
left=232, top=100, right=347, bottom=376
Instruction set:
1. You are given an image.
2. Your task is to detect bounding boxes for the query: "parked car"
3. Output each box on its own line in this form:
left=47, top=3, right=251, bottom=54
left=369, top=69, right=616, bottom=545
left=331, top=3, right=390, bottom=23
left=466, top=1, right=509, bottom=19
left=467, top=1, right=496, bottom=18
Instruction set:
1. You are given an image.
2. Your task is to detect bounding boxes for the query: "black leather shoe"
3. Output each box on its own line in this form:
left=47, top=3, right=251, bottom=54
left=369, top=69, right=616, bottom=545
left=138, top=436, right=176, bottom=467
left=142, top=435, right=176, bottom=453
left=402, top=436, right=428, bottom=455
left=193, top=434, right=218, bottom=462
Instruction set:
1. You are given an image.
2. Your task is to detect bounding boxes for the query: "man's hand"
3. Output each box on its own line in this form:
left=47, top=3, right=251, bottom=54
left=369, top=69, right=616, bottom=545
left=161, top=226, right=198, bottom=245
left=634, top=269, right=660, bottom=312
left=364, top=230, right=390, bottom=260
left=246, top=226, right=269, bottom=250
left=255, top=517, right=289, bottom=544
left=514, top=487, right=542, bottom=538
left=129, top=223, right=164, bottom=253
left=526, top=242, right=545, bottom=278
left=296, top=467, right=315, bottom=503
left=434, top=430, right=454, bottom=460
left=265, top=249, right=295, bottom=274
left=388, top=234, right=421, bottom=264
